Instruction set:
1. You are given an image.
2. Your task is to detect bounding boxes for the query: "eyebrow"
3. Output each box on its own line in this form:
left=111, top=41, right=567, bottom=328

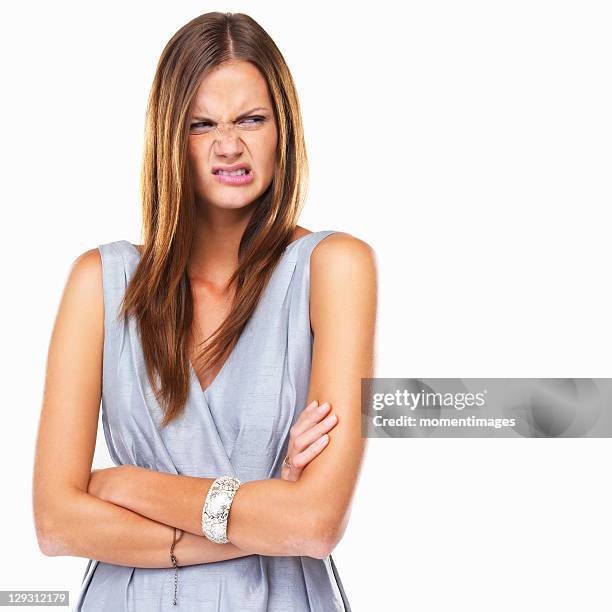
left=190, top=106, right=271, bottom=121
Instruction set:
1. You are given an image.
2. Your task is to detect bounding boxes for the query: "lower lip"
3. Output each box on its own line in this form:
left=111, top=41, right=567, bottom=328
left=212, top=170, right=253, bottom=185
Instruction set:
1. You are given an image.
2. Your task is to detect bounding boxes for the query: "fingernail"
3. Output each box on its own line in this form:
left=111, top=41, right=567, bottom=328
left=317, top=402, right=330, bottom=413
left=307, top=400, right=318, bottom=409
left=317, top=434, right=329, bottom=446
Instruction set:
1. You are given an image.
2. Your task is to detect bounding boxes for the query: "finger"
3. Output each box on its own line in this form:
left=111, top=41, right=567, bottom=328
left=290, top=401, right=331, bottom=437
left=280, top=454, right=303, bottom=482
left=291, top=434, right=330, bottom=470
left=293, top=413, right=337, bottom=454
left=280, top=464, right=300, bottom=482
left=290, top=400, right=323, bottom=436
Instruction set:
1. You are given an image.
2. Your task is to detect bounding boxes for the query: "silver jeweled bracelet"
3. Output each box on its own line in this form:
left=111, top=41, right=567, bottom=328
left=201, top=476, right=242, bottom=544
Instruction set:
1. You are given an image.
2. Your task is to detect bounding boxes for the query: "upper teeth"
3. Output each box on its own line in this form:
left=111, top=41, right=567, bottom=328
left=217, top=169, right=248, bottom=176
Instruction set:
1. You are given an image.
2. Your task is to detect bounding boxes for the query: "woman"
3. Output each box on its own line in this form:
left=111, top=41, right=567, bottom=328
left=33, top=11, right=377, bottom=611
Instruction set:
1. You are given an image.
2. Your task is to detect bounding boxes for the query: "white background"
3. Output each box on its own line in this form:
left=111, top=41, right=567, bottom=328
left=1, top=1, right=611, bottom=610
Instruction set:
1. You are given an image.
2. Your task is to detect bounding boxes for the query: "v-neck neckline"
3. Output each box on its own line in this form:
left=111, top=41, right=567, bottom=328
left=126, top=231, right=318, bottom=397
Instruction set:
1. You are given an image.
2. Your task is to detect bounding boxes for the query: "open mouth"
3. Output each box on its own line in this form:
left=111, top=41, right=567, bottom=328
left=212, top=168, right=251, bottom=176
left=211, top=166, right=254, bottom=185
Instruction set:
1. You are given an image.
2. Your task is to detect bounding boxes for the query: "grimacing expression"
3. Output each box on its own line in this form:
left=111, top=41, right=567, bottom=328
left=187, top=60, right=279, bottom=210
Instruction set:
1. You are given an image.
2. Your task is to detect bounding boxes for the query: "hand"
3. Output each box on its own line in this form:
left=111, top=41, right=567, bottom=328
left=281, top=400, right=338, bottom=482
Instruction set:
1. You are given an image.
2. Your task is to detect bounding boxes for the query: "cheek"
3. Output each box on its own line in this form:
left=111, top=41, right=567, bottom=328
left=187, top=141, right=200, bottom=166
left=259, top=135, right=278, bottom=176
left=189, top=134, right=209, bottom=156
left=187, top=145, right=207, bottom=179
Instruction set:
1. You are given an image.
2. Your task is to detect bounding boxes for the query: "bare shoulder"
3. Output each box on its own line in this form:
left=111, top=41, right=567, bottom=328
left=56, top=248, right=103, bottom=326
left=309, top=232, right=377, bottom=332
left=311, top=231, right=377, bottom=278
left=65, top=247, right=103, bottom=290
left=49, top=246, right=105, bottom=366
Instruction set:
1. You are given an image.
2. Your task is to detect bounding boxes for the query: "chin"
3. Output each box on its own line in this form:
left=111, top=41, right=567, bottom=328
left=207, top=193, right=260, bottom=210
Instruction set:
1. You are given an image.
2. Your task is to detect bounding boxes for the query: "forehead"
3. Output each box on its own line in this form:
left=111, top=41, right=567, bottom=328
left=191, top=60, right=272, bottom=116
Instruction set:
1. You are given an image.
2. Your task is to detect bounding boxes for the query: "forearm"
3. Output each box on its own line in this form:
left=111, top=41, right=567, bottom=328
left=108, top=467, right=326, bottom=558
left=41, top=488, right=253, bottom=567
left=228, top=478, right=326, bottom=558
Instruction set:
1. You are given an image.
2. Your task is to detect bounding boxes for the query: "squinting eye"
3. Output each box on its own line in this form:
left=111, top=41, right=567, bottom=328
left=190, top=121, right=213, bottom=130
left=240, top=116, right=265, bottom=127
left=189, top=116, right=267, bottom=133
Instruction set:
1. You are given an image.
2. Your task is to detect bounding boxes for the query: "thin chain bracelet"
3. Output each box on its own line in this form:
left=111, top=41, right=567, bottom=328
left=169, top=527, right=182, bottom=606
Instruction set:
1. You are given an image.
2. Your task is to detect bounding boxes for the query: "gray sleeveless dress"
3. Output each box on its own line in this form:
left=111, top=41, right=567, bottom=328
left=74, top=230, right=352, bottom=612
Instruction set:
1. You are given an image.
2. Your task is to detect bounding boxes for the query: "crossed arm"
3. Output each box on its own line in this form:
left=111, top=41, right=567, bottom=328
left=33, top=232, right=377, bottom=567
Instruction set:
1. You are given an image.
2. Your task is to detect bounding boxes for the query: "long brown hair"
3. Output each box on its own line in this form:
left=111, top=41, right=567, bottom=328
left=118, top=12, right=309, bottom=427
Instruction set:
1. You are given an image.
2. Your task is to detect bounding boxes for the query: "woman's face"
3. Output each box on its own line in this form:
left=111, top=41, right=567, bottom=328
left=187, top=60, right=278, bottom=212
